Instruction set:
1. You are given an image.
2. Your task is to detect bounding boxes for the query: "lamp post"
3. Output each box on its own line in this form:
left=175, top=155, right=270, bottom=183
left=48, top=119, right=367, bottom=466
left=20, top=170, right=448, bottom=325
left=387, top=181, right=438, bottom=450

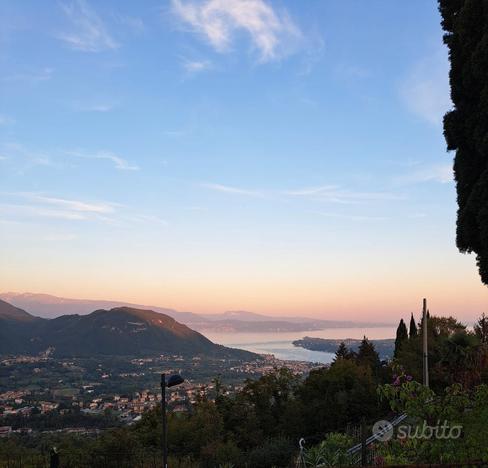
left=161, top=373, right=184, bottom=468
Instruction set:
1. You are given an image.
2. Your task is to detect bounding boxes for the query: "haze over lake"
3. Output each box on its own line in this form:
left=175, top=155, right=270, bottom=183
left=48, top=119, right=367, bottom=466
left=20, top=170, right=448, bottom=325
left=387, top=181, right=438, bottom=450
left=202, top=326, right=395, bottom=363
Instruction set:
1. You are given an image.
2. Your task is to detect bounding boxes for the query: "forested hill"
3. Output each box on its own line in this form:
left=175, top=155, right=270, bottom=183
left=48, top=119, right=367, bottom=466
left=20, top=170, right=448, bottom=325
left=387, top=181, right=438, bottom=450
left=0, top=300, right=255, bottom=359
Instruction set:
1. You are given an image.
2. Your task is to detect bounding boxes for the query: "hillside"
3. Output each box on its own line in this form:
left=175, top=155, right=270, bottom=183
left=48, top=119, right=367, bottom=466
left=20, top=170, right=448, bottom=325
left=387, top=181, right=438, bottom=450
left=0, top=300, right=255, bottom=359
left=0, top=300, right=44, bottom=354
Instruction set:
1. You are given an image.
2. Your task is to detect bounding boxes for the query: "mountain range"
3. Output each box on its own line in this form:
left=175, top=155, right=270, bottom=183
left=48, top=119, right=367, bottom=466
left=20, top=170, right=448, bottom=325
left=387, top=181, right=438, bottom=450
left=0, top=292, right=391, bottom=332
left=0, top=299, right=254, bottom=359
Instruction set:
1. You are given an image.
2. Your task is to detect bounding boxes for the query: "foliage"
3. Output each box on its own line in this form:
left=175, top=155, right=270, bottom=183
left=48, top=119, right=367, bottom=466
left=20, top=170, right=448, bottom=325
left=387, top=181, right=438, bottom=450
left=303, top=432, right=353, bottom=467
left=299, top=359, right=382, bottom=436
left=409, top=313, right=417, bottom=338
left=439, top=0, right=488, bottom=284
left=475, top=313, right=488, bottom=344
left=377, top=381, right=488, bottom=464
left=246, top=437, right=295, bottom=468
left=394, top=320, right=409, bottom=358
left=333, top=342, right=353, bottom=362
left=395, top=314, right=488, bottom=390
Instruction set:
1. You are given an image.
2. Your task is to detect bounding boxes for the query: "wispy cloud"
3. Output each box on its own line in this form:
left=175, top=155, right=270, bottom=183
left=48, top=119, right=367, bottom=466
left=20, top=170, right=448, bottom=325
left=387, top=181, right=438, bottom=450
left=74, top=102, right=115, bottom=112
left=67, top=150, right=139, bottom=171
left=396, top=163, right=453, bottom=184
left=0, top=193, right=116, bottom=222
left=202, top=182, right=403, bottom=204
left=311, top=211, right=389, bottom=222
left=202, top=183, right=264, bottom=197
left=58, top=0, right=118, bottom=52
left=400, top=49, right=452, bottom=125
left=0, top=142, right=53, bottom=167
left=1, top=143, right=139, bottom=172
left=182, top=58, right=212, bottom=73
left=0, top=192, right=168, bottom=228
left=171, top=0, right=302, bottom=62
left=23, top=194, right=115, bottom=214
left=286, top=185, right=404, bottom=204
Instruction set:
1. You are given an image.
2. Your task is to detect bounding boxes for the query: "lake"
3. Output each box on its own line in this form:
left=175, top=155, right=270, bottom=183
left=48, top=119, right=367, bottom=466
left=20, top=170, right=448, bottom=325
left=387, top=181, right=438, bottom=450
left=202, top=327, right=395, bottom=364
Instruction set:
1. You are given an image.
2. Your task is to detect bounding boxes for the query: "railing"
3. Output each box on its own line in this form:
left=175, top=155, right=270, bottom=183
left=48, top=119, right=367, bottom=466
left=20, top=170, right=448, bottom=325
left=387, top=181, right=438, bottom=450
left=0, top=451, right=163, bottom=468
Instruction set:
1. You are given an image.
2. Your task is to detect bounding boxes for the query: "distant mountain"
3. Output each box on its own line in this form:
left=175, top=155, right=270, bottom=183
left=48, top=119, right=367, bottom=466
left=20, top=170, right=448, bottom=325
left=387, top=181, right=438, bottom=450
left=0, top=292, right=392, bottom=333
left=0, top=299, right=255, bottom=359
left=0, top=298, right=38, bottom=322
left=0, top=292, right=202, bottom=323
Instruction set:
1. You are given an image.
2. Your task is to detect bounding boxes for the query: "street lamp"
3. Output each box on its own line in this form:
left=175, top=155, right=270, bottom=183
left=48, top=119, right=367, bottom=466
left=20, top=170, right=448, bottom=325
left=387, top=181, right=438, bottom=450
left=161, top=373, right=184, bottom=468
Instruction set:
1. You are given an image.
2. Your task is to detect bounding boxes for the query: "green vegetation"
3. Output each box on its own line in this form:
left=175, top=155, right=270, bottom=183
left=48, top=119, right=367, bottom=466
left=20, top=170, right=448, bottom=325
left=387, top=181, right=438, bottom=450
left=439, top=0, right=488, bottom=284
left=394, top=319, right=408, bottom=358
left=2, top=313, right=488, bottom=466
left=395, top=314, right=488, bottom=391
left=0, top=355, right=387, bottom=467
left=377, top=381, right=488, bottom=464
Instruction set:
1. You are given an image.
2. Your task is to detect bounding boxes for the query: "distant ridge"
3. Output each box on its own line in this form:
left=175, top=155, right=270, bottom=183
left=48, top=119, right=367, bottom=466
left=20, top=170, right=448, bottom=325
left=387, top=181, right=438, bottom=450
left=0, top=299, right=255, bottom=359
left=0, top=292, right=393, bottom=332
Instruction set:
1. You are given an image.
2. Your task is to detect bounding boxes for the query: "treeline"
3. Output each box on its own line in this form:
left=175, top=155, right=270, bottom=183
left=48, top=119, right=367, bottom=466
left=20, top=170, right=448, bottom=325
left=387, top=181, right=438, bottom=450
left=393, top=312, right=488, bottom=391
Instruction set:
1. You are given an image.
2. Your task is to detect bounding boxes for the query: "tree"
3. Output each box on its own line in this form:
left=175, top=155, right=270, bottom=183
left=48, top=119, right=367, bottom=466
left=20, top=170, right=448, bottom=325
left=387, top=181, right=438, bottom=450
left=299, top=359, right=380, bottom=436
left=475, top=313, right=488, bottom=344
left=409, top=313, right=418, bottom=338
left=439, top=0, right=488, bottom=284
left=394, top=319, right=408, bottom=358
left=356, top=336, right=381, bottom=371
left=333, top=342, right=353, bottom=363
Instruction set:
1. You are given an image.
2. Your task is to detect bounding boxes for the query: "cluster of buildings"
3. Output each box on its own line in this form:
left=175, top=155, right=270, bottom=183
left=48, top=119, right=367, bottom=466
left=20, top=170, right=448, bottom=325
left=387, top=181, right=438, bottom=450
left=0, top=384, right=200, bottom=430
left=0, top=351, right=319, bottom=438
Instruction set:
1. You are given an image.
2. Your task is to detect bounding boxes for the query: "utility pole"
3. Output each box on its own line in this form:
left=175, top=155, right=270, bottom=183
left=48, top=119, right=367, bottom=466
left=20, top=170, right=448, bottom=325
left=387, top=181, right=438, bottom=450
left=422, top=298, right=429, bottom=388
left=160, top=373, right=184, bottom=468
left=161, top=374, right=167, bottom=468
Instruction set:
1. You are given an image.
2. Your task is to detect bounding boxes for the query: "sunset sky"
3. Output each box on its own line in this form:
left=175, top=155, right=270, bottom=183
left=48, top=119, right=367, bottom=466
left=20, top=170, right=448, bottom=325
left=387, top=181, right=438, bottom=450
left=1, top=0, right=487, bottom=323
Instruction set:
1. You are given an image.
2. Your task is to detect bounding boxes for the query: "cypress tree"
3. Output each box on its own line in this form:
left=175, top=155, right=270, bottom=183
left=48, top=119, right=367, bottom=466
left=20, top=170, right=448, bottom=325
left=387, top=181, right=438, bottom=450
left=394, top=319, right=408, bottom=357
left=409, top=313, right=418, bottom=338
left=439, top=0, right=488, bottom=284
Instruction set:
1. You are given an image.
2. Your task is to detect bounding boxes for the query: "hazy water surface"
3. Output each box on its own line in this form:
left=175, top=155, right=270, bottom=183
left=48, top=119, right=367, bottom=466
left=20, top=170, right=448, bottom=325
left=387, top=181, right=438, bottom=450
left=202, top=327, right=395, bottom=364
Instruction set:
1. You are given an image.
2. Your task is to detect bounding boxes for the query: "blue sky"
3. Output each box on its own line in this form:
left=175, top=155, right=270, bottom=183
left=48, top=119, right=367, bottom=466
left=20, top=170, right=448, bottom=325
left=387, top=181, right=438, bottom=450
left=1, top=0, right=486, bottom=321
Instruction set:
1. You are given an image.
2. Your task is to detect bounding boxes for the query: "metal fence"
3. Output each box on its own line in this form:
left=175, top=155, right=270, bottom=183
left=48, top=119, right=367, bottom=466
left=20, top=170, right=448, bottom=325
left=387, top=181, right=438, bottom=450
left=0, top=451, right=163, bottom=468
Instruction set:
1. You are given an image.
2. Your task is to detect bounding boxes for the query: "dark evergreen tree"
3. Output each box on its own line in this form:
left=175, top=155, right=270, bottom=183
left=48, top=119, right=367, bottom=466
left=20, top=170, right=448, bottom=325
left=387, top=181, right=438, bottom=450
left=409, top=313, right=418, bottom=338
left=333, top=342, right=350, bottom=362
left=356, top=336, right=381, bottom=370
left=394, top=319, right=408, bottom=358
left=474, top=313, right=488, bottom=344
left=439, top=0, right=488, bottom=284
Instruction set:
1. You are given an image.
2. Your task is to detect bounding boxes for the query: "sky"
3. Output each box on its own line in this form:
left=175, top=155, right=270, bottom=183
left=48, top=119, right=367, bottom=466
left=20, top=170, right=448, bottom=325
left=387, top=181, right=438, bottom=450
left=1, top=0, right=487, bottom=323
